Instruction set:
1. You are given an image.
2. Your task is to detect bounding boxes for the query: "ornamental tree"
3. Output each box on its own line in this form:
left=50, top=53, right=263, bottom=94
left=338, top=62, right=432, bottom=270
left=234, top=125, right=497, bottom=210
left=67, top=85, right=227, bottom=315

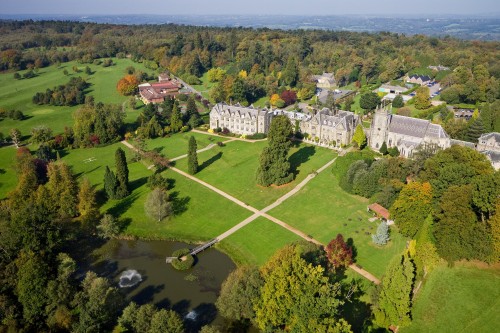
left=372, top=221, right=390, bottom=245
left=325, top=234, right=353, bottom=270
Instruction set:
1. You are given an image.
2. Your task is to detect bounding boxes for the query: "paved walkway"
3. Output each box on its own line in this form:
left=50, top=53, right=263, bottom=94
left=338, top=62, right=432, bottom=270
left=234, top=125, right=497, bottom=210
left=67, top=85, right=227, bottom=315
left=120, top=139, right=381, bottom=284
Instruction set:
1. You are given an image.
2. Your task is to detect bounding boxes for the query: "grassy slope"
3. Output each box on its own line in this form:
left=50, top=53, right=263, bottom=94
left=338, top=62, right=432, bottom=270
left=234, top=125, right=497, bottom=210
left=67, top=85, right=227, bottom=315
left=174, top=140, right=336, bottom=209
left=268, top=167, right=406, bottom=278
left=401, top=264, right=500, bottom=333
left=0, top=58, right=150, bottom=136
left=217, top=217, right=302, bottom=266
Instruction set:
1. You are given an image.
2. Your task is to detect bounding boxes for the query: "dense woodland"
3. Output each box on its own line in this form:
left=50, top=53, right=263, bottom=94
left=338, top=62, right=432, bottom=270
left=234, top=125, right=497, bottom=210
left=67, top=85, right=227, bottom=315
left=0, top=20, right=499, bottom=332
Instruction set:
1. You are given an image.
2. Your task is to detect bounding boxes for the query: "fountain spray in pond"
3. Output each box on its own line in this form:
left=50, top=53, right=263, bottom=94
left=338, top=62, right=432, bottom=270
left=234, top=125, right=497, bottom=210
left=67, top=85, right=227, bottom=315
left=185, top=310, right=198, bottom=321
left=119, top=269, right=142, bottom=288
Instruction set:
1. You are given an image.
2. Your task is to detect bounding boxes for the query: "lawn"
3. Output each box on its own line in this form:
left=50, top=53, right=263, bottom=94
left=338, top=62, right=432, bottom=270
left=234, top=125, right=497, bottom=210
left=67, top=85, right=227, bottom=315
left=143, top=131, right=218, bottom=160
left=174, top=140, right=336, bottom=209
left=104, top=167, right=252, bottom=243
left=217, top=217, right=302, bottom=266
left=0, top=58, right=150, bottom=136
left=60, top=142, right=132, bottom=189
left=59, top=142, right=252, bottom=243
left=268, top=166, right=407, bottom=278
left=0, top=146, right=18, bottom=199
left=401, top=264, right=500, bottom=333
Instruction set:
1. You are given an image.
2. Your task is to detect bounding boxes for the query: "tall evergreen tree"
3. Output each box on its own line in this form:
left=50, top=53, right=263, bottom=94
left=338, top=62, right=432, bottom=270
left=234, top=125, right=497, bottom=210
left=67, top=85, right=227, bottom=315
left=103, top=166, right=117, bottom=200
left=187, top=136, right=198, bottom=175
left=256, top=115, right=293, bottom=186
left=373, top=254, right=415, bottom=329
left=170, top=104, right=183, bottom=133
left=114, top=148, right=129, bottom=199
left=352, top=124, right=367, bottom=149
left=466, top=117, right=485, bottom=143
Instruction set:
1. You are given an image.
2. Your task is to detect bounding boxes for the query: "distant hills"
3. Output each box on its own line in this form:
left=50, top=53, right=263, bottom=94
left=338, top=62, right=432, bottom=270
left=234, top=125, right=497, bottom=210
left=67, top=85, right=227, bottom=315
left=1, top=14, right=499, bottom=40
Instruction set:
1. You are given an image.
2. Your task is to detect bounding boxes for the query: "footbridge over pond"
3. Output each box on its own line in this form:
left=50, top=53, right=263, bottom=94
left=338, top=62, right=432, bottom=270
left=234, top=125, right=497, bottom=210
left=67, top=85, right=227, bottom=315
left=166, top=238, right=219, bottom=264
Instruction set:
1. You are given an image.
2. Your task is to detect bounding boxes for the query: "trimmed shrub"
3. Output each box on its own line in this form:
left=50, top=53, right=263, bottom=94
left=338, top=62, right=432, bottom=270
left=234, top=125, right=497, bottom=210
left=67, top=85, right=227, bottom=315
left=171, top=248, right=194, bottom=270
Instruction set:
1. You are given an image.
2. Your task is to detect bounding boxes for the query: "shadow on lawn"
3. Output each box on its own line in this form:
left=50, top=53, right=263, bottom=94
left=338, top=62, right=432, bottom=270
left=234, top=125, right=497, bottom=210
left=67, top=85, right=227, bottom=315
left=170, top=191, right=191, bottom=216
left=289, top=145, right=316, bottom=176
left=199, top=151, right=223, bottom=172
left=107, top=191, right=140, bottom=217
left=129, top=176, right=148, bottom=191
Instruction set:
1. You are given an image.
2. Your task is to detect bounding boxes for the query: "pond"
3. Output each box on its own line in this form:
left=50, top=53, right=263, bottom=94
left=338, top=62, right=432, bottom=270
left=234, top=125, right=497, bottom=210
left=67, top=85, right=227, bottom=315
left=78, top=238, right=236, bottom=332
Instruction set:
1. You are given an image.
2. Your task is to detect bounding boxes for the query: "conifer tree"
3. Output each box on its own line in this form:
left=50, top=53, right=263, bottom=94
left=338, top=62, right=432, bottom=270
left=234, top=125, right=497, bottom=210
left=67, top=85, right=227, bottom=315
left=187, top=136, right=198, bottom=175
left=104, top=166, right=117, bottom=200
left=466, top=117, right=485, bottom=143
left=256, top=115, right=293, bottom=186
left=373, top=254, right=415, bottom=329
left=170, top=104, right=183, bottom=133
left=352, top=124, right=367, bottom=149
left=372, top=221, right=390, bottom=245
left=114, top=148, right=129, bottom=199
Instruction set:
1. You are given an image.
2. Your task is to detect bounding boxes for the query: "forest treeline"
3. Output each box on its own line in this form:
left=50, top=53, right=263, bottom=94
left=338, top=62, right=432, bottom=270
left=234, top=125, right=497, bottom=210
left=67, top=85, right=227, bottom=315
left=1, top=20, right=499, bottom=105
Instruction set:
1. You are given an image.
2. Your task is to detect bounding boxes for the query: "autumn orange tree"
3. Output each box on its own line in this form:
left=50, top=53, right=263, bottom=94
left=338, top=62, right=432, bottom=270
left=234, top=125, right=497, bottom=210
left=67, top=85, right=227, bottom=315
left=116, top=74, right=139, bottom=96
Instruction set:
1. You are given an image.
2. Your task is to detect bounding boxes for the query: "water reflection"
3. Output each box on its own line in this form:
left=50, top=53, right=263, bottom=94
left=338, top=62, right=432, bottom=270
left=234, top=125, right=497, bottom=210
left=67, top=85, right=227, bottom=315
left=79, top=238, right=236, bottom=331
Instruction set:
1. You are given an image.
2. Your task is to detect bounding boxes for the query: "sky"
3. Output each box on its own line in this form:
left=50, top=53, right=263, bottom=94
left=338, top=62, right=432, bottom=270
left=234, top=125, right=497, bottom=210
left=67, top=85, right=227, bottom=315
left=1, top=0, right=499, bottom=16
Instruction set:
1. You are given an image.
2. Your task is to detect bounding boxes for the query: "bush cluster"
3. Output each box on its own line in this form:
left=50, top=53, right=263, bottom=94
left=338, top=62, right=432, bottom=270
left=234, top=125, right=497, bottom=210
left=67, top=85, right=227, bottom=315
left=171, top=248, right=194, bottom=270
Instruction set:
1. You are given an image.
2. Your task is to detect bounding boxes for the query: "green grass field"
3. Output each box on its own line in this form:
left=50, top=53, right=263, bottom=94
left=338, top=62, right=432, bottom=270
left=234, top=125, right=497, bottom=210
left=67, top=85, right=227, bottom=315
left=217, top=217, right=302, bottom=266
left=143, top=132, right=217, bottom=160
left=268, top=166, right=407, bottom=278
left=401, top=264, right=500, bottom=333
left=57, top=141, right=252, bottom=243
left=104, top=167, right=253, bottom=243
left=174, top=140, right=336, bottom=209
left=0, top=58, right=150, bottom=136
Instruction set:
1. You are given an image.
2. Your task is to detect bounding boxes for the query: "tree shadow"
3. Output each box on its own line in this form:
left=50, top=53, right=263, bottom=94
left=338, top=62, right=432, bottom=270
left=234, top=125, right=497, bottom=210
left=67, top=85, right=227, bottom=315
left=289, top=145, right=316, bottom=176
left=129, top=176, right=148, bottom=192
left=342, top=279, right=375, bottom=333
left=166, top=178, right=176, bottom=190
left=119, top=217, right=132, bottom=233
left=74, top=165, right=101, bottom=180
left=199, top=152, right=223, bottom=172
left=172, top=299, right=191, bottom=315
left=347, top=237, right=358, bottom=262
left=107, top=192, right=140, bottom=218
left=155, top=298, right=171, bottom=310
left=169, top=191, right=191, bottom=216
left=131, top=284, right=165, bottom=305
left=184, top=303, right=218, bottom=333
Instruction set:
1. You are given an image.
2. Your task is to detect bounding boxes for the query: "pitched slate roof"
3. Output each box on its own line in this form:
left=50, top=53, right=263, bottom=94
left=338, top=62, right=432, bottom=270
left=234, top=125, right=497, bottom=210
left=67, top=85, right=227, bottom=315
left=409, top=74, right=431, bottom=82
left=388, top=115, right=448, bottom=139
left=210, top=102, right=271, bottom=118
left=315, top=109, right=357, bottom=132
left=478, top=132, right=500, bottom=143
